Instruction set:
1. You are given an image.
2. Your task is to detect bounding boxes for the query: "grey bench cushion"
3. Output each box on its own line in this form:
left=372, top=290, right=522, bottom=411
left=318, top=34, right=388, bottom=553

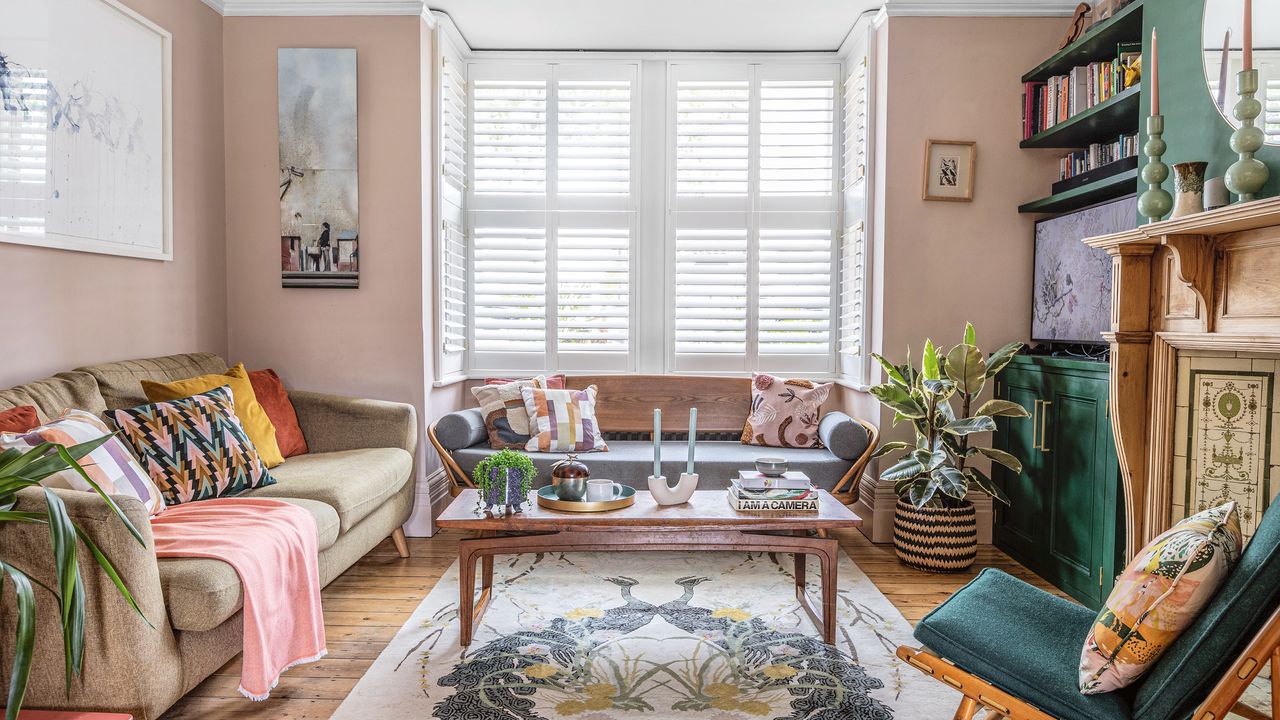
left=451, top=439, right=852, bottom=490
left=818, top=411, right=870, bottom=461
left=435, top=407, right=487, bottom=450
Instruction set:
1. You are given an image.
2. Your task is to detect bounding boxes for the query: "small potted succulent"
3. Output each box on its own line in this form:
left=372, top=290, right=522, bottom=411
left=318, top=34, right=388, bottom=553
left=472, top=449, right=537, bottom=514
left=868, top=323, right=1028, bottom=572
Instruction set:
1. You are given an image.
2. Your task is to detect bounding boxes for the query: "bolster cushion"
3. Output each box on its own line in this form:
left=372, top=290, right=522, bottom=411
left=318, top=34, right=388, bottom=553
left=818, top=412, right=871, bottom=461
left=435, top=408, right=487, bottom=450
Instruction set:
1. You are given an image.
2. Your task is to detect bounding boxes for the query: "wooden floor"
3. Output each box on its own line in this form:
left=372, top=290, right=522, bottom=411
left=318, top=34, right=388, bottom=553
left=161, top=528, right=1063, bottom=719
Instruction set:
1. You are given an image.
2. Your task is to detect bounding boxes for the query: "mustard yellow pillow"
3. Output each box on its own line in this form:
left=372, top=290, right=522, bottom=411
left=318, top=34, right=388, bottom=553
left=141, top=362, right=285, bottom=468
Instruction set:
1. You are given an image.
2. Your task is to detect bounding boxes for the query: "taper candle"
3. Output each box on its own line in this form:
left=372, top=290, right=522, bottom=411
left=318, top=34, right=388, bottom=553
left=653, top=408, right=661, bottom=478
left=1244, top=0, right=1253, bottom=71
left=1150, top=28, right=1160, bottom=115
left=686, top=407, right=697, bottom=475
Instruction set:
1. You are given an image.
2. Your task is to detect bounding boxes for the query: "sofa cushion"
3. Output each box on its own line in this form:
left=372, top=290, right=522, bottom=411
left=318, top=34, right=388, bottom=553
left=0, top=371, right=106, bottom=422
left=78, top=352, right=228, bottom=411
left=245, top=448, right=412, bottom=531
left=0, top=405, right=38, bottom=433
left=914, top=568, right=1134, bottom=720
left=249, top=369, right=309, bottom=458
left=142, top=363, right=285, bottom=468
left=435, top=408, right=486, bottom=451
left=452, top=440, right=852, bottom=490
left=159, top=497, right=339, bottom=632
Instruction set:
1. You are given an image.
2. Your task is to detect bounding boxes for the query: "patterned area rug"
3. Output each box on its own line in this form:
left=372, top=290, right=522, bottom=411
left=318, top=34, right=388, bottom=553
left=332, top=550, right=958, bottom=719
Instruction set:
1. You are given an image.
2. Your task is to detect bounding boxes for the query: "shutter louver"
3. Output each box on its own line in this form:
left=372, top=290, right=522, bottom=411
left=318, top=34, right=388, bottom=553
left=472, top=79, right=547, bottom=194
left=758, top=225, right=833, bottom=355
left=0, top=69, right=48, bottom=235
left=440, top=218, right=468, bottom=354
left=1265, top=80, right=1280, bottom=141
left=676, top=80, right=750, bottom=196
left=674, top=226, right=748, bottom=354
left=472, top=224, right=547, bottom=354
left=843, top=58, right=868, bottom=189
left=760, top=79, right=835, bottom=196
left=839, top=221, right=866, bottom=358
left=557, top=225, right=629, bottom=351
left=441, top=56, right=467, bottom=198
left=558, top=80, right=630, bottom=197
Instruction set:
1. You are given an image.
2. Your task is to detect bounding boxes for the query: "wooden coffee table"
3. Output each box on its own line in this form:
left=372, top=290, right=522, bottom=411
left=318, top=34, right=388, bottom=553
left=436, top=489, right=862, bottom=646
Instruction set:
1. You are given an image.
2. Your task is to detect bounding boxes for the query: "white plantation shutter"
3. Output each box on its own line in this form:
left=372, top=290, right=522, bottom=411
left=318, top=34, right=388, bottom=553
left=435, top=44, right=468, bottom=378
left=1266, top=80, right=1280, bottom=141
left=671, top=63, right=839, bottom=373
left=0, top=68, right=49, bottom=235
left=839, top=38, right=873, bottom=379
left=467, top=63, right=636, bottom=371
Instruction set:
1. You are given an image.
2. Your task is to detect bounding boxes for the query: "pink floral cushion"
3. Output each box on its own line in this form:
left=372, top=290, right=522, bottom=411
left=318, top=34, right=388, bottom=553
left=741, top=373, right=832, bottom=448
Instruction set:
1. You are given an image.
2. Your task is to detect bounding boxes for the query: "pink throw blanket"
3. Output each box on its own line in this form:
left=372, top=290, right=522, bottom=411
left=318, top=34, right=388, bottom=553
left=150, top=498, right=327, bottom=700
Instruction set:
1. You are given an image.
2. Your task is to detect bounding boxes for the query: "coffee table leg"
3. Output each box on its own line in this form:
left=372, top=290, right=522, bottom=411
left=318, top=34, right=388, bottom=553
left=794, top=547, right=806, bottom=593
left=819, top=538, right=838, bottom=644
left=459, top=544, right=478, bottom=647
left=482, top=554, right=494, bottom=594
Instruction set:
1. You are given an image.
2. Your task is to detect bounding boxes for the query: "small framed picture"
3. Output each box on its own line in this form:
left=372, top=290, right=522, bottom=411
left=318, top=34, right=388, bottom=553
left=922, top=140, right=977, bottom=202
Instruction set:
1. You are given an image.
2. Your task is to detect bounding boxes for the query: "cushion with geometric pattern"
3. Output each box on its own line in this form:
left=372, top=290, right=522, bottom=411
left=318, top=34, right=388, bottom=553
left=109, top=385, right=276, bottom=506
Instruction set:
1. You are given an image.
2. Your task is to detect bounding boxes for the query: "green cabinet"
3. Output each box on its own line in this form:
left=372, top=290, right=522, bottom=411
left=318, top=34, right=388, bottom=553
left=993, top=355, right=1124, bottom=609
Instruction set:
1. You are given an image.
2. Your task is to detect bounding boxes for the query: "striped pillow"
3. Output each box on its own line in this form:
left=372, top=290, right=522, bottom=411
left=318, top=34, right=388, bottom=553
left=0, top=409, right=166, bottom=516
left=521, top=385, right=608, bottom=453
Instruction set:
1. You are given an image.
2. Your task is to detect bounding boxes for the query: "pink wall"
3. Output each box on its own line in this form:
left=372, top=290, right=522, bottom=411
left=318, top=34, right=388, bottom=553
left=221, top=15, right=460, bottom=532
left=0, top=0, right=226, bottom=389
left=853, top=16, right=1063, bottom=440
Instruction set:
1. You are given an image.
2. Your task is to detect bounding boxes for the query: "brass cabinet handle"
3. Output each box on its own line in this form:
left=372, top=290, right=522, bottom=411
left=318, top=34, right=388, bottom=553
left=1040, top=400, right=1052, bottom=453
left=1030, top=399, right=1040, bottom=450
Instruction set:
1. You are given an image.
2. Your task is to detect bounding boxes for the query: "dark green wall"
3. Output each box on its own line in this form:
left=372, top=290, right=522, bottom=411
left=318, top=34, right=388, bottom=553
left=1139, top=0, right=1279, bottom=220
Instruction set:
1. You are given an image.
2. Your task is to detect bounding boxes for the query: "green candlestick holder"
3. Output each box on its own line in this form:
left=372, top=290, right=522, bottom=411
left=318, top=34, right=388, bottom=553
left=1139, top=114, right=1172, bottom=223
left=1225, top=68, right=1269, bottom=203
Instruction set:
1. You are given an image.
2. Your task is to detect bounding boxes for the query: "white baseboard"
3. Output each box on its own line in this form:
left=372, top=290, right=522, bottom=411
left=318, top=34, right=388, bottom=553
left=402, top=467, right=449, bottom=537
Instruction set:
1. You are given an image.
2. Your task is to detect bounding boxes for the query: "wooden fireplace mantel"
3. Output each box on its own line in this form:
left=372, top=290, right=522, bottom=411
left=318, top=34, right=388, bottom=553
left=1084, top=197, right=1280, bottom=558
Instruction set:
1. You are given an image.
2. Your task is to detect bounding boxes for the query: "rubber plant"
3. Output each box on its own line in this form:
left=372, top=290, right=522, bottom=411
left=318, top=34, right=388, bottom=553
left=868, top=323, right=1029, bottom=509
left=1, top=437, right=150, bottom=720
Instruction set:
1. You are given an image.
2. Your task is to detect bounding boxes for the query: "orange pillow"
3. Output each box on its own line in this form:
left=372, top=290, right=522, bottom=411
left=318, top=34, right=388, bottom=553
left=0, top=405, right=39, bottom=433
left=141, top=363, right=285, bottom=468
left=248, top=369, right=308, bottom=458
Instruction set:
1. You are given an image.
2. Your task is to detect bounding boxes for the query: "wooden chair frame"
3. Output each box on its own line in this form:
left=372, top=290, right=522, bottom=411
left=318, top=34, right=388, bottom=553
left=896, top=602, right=1280, bottom=720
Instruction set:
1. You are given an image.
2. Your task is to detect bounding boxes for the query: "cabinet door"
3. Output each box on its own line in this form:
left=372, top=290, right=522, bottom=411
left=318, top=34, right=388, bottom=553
left=1042, top=372, right=1111, bottom=607
left=993, top=365, right=1045, bottom=565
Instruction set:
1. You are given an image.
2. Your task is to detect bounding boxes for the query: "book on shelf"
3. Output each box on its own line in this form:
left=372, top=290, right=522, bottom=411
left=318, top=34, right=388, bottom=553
left=735, top=470, right=812, bottom=490
left=1059, top=132, right=1139, bottom=181
left=1022, top=49, right=1141, bottom=139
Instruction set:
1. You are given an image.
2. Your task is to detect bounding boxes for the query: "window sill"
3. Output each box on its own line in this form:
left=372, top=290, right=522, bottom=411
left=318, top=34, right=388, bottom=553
left=432, top=373, right=469, bottom=388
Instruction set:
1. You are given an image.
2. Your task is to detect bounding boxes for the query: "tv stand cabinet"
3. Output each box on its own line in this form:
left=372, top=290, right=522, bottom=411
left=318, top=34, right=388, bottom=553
left=993, top=355, right=1124, bottom=608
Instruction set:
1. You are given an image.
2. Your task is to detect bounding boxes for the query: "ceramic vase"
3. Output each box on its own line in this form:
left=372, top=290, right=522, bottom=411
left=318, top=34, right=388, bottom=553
left=483, top=467, right=526, bottom=513
left=648, top=473, right=699, bottom=506
left=1225, top=69, right=1269, bottom=203
left=1170, top=161, right=1208, bottom=219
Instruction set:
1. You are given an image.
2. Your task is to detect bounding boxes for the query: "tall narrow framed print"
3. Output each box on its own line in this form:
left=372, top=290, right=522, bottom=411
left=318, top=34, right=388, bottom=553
left=0, top=0, right=173, bottom=260
left=278, top=48, right=360, bottom=289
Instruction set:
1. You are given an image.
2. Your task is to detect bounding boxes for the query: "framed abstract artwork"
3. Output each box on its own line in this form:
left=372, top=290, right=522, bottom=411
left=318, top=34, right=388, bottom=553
left=922, top=139, right=976, bottom=202
left=278, top=48, right=360, bottom=289
left=0, top=0, right=172, bottom=260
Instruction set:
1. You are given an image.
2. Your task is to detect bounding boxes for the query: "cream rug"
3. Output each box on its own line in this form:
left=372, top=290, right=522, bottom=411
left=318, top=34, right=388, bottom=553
left=331, top=549, right=958, bottom=719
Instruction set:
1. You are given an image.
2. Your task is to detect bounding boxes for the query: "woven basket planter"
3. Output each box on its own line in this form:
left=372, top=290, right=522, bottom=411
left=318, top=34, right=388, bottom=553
left=893, top=499, right=978, bottom=573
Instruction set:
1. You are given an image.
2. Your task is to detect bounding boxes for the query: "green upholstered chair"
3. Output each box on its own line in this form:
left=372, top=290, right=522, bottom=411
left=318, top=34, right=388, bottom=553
left=897, top=503, right=1280, bottom=720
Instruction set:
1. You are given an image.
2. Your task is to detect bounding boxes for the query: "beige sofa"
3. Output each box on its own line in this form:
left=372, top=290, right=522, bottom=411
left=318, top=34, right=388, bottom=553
left=0, top=353, right=417, bottom=719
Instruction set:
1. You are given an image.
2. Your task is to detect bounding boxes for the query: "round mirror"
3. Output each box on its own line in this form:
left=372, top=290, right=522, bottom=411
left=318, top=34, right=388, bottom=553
left=1203, top=0, right=1280, bottom=145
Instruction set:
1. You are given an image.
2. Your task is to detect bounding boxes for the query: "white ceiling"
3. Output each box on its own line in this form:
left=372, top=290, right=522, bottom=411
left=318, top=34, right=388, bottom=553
left=429, top=0, right=879, bottom=52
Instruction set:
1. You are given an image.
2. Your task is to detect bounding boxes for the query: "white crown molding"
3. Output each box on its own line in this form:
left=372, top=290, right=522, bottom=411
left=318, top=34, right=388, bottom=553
left=216, top=0, right=428, bottom=16
left=884, top=0, right=1079, bottom=16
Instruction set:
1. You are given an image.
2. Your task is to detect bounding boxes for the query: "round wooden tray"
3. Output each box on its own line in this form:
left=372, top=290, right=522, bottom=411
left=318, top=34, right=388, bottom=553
left=536, top=484, right=636, bottom=512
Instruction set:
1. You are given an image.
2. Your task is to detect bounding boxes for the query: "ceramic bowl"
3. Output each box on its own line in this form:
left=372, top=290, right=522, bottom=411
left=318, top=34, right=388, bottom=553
left=755, top=457, right=788, bottom=477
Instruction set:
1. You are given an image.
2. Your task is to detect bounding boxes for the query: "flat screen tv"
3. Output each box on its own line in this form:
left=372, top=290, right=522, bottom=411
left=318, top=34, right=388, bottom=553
left=1032, top=195, right=1137, bottom=345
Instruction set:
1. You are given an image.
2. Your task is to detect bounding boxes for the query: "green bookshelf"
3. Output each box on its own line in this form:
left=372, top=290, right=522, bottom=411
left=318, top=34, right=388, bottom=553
left=1020, top=85, right=1141, bottom=150
left=1017, top=168, right=1138, bottom=214
left=1018, top=1, right=1143, bottom=215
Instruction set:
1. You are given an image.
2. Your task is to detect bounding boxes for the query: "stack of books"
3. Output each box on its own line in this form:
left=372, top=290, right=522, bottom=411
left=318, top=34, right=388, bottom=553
left=1058, top=133, right=1139, bottom=181
left=1021, top=43, right=1141, bottom=139
left=728, top=471, right=818, bottom=513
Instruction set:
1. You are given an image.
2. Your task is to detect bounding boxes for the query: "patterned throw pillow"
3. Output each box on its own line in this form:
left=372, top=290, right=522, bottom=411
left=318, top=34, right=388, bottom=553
left=521, top=385, right=608, bottom=453
left=486, top=374, right=567, bottom=390
left=741, top=373, right=833, bottom=448
left=110, top=385, right=276, bottom=506
left=1079, top=501, right=1243, bottom=694
left=472, top=376, right=547, bottom=449
left=0, top=409, right=166, bottom=516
